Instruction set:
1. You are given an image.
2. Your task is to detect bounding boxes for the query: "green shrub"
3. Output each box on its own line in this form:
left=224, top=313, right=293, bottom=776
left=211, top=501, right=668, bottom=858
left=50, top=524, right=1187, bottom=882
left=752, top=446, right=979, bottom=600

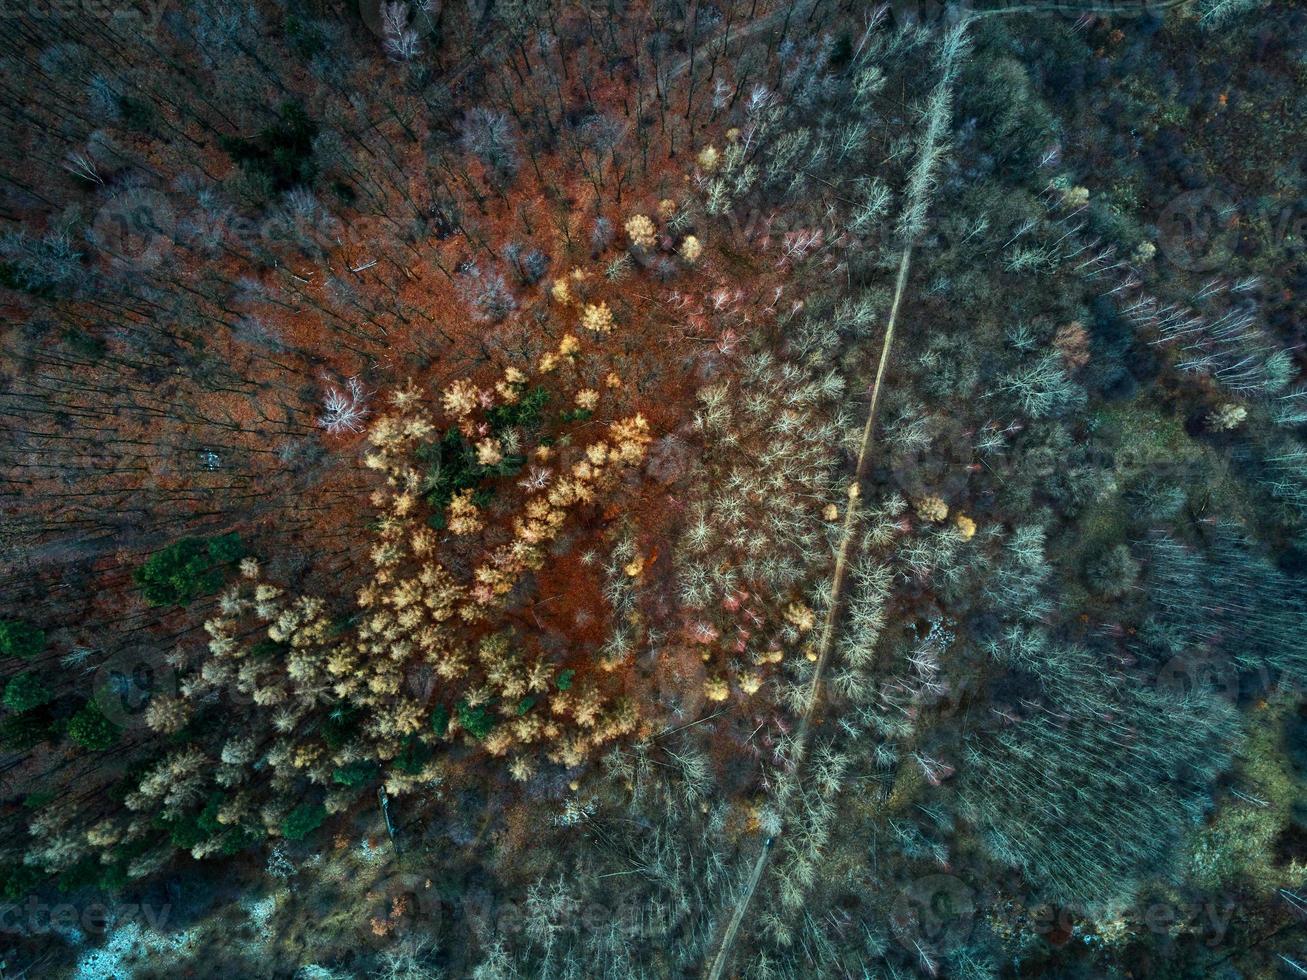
left=417, top=430, right=525, bottom=508
left=57, top=856, right=105, bottom=894
left=332, top=760, right=378, bottom=788
left=320, top=704, right=359, bottom=750
left=66, top=700, right=120, bottom=750
left=218, top=101, right=319, bottom=196
left=0, top=711, right=49, bottom=751
left=206, top=532, right=245, bottom=564
left=135, top=533, right=244, bottom=606
left=118, top=94, right=157, bottom=133
left=394, top=734, right=434, bottom=774
left=0, top=619, right=45, bottom=660
left=488, top=386, right=549, bottom=431
left=1, top=862, right=46, bottom=901
left=416, top=429, right=483, bottom=509
left=164, top=793, right=225, bottom=851
left=430, top=703, right=450, bottom=738
left=457, top=699, right=497, bottom=740
left=23, top=790, right=54, bottom=810
left=281, top=802, right=327, bottom=841
left=3, top=672, right=53, bottom=713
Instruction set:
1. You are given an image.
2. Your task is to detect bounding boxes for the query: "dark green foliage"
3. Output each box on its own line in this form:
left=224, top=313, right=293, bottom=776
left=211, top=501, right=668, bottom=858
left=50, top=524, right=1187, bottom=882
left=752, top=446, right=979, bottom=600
left=218, top=101, right=319, bottom=197
left=481, top=455, right=527, bottom=480
left=23, top=790, right=54, bottom=809
left=457, top=698, right=496, bottom=739
left=281, top=802, right=328, bottom=841
left=332, top=760, right=378, bottom=788
left=96, top=863, right=129, bottom=893
left=284, top=14, right=327, bottom=58
left=207, top=532, right=246, bottom=564
left=192, top=793, right=224, bottom=843
left=828, top=31, right=853, bottom=69
left=431, top=703, right=450, bottom=737
left=1286, top=709, right=1307, bottom=773
left=158, top=793, right=257, bottom=853
left=556, top=668, right=575, bottom=691
left=488, top=387, right=549, bottom=431
left=3, top=671, right=52, bottom=712
left=164, top=814, right=208, bottom=852
left=0, top=258, right=43, bottom=294
left=216, top=825, right=263, bottom=856
left=0, top=711, right=49, bottom=750
left=62, top=327, right=106, bottom=359
left=320, top=704, right=359, bottom=750
left=417, top=429, right=526, bottom=509
left=0, top=260, right=55, bottom=297
left=417, top=429, right=483, bottom=509
left=1, top=862, right=46, bottom=901
left=1083, top=196, right=1146, bottom=254
left=134, top=533, right=244, bottom=606
left=394, top=734, right=433, bottom=774
left=559, top=407, right=593, bottom=423
left=56, top=856, right=104, bottom=894
left=331, top=180, right=357, bottom=205
left=117, top=94, right=158, bottom=133
left=66, top=700, right=120, bottom=750
left=0, top=618, right=45, bottom=660
left=156, top=792, right=249, bottom=855
left=250, top=638, right=286, bottom=660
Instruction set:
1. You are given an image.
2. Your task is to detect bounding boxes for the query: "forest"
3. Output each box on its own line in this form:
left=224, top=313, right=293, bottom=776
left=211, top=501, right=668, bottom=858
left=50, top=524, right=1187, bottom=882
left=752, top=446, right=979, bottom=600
left=0, top=0, right=1304, bottom=977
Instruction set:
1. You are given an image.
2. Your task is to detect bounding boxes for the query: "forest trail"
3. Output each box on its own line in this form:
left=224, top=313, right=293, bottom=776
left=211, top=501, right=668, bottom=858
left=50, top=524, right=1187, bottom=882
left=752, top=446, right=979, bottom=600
left=701, top=238, right=916, bottom=980
left=700, top=18, right=971, bottom=974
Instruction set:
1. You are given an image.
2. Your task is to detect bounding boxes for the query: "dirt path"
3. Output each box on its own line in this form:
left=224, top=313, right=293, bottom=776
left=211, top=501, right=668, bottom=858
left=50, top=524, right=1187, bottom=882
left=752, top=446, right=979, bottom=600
left=699, top=16, right=971, bottom=971
left=701, top=238, right=916, bottom=980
